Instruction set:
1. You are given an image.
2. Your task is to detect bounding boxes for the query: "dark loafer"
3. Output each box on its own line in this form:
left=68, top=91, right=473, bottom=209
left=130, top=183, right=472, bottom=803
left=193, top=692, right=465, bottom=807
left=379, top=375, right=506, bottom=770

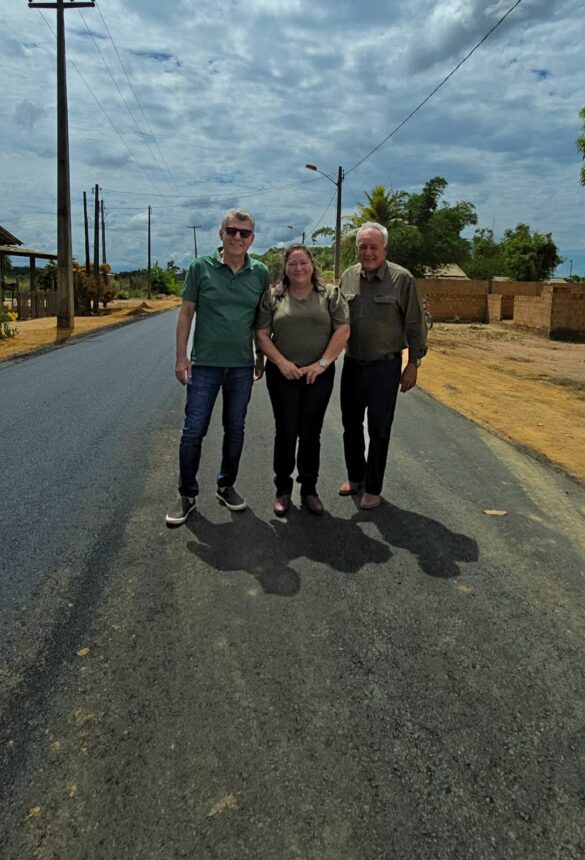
left=301, top=494, right=324, bottom=516
left=338, top=480, right=361, bottom=496
left=273, top=495, right=291, bottom=516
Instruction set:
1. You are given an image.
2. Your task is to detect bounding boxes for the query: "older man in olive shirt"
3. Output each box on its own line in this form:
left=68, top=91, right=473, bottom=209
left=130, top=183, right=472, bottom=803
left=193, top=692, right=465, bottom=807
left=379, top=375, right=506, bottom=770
left=339, top=221, right=427, bottom=510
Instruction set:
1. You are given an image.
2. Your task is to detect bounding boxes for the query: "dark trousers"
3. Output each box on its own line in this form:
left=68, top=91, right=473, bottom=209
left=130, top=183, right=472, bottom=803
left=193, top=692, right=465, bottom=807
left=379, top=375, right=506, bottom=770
left=340, top=355, right=402, bottom=495
left=265, top=360, right=335, bottom=497
left=179, top=365, right=254, bottom=498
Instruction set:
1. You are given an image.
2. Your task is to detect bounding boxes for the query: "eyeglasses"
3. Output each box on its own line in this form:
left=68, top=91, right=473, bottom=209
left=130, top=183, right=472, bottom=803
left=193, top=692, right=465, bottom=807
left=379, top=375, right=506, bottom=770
left=224, top=226, right=253, bottom=239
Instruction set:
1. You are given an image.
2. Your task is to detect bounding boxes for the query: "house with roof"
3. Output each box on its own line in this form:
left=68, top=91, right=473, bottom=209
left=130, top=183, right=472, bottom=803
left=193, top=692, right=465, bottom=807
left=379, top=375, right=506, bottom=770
left=0, top=224, right=58, bottom=318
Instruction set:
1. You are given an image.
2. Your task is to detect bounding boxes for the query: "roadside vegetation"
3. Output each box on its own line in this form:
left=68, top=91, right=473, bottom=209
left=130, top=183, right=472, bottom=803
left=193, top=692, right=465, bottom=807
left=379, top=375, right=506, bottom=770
left=254, top=176, right=569, bottom=284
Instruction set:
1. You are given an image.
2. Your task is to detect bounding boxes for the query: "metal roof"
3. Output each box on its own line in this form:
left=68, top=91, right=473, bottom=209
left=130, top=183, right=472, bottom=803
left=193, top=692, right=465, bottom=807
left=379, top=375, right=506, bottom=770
left=0, top=226, right=22, bottom=246
left=0, top=244, right=57, bottom=260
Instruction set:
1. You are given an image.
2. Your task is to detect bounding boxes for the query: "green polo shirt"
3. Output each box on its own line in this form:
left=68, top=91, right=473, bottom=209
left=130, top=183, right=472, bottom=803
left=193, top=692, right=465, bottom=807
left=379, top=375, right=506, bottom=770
left=182, top=249, right=269, bottom=366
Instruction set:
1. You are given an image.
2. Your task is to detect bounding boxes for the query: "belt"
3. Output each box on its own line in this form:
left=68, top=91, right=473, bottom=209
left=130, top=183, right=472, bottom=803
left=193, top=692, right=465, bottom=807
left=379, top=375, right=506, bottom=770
left=346, top=352, right=401, bottom=367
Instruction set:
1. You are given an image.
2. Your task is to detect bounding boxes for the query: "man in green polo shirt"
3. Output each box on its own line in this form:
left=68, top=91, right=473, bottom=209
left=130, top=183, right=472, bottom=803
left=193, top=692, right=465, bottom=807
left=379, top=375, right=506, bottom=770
left=166, top=208, right=269, bottom=526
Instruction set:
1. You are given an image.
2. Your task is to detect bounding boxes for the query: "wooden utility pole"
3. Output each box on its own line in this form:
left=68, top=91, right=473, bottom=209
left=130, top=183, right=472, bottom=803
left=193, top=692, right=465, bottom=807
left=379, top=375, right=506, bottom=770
left=147, top=206, right=152, bottom=299
left=189, top=225, right=201, bottom=258
left=100, top=199, right=107, bottom=265
left=83, top=191, right=90, bottom=274
left=334, top=165, right=344, bottom=283
left=28, top=0, right=95, bottom=329
left=93, top=183, right=100, bottom=313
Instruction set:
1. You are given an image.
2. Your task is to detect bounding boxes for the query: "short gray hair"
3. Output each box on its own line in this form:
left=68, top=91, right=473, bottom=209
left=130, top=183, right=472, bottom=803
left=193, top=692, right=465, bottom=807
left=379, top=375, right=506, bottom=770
left=221, top=208, right=255, bottom=231
left=356, top=222, right=388, bottom=246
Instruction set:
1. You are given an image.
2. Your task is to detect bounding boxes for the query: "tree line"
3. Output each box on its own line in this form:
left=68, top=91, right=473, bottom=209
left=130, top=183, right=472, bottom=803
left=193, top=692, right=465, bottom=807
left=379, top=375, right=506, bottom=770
left=256, top=176, right=565, bottom=283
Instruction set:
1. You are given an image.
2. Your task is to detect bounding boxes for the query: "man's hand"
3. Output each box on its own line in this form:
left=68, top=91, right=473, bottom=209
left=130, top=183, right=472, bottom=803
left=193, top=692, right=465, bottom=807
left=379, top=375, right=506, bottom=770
left=254, top=353, right=265, bottom=382
left=400, top=363, right=418, bottom=393
left=175, top=357, right=192, bottom=386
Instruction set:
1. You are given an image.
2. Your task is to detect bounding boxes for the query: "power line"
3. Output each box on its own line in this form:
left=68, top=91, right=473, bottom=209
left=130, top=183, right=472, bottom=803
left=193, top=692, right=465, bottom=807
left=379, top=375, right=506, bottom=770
left=307, top=188, right=337, bottom=239
left=94, top=0, right=181, bottom=195
left=346, top=0, right=526, bottom=175
left=38, top=11, right=165, bottom=197
left=100, top=176, right=321, bottom=201
left=77, top=8, right=175, bottom=193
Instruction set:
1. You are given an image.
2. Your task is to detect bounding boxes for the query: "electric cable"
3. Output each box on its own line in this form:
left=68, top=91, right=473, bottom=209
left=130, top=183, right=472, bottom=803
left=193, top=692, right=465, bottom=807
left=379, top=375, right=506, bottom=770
left=346, top=0, right=526, bottom=175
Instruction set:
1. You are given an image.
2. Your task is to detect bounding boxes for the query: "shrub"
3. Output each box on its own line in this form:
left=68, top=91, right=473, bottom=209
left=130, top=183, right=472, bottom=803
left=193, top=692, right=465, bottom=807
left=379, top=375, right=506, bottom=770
left=0, top=304, right=18, bottom=339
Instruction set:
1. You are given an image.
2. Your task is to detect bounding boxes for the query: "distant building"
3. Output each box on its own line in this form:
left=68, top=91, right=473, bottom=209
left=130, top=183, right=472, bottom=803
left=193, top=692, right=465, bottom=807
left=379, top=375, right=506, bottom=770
left=423, top=263, right=469, bottom=279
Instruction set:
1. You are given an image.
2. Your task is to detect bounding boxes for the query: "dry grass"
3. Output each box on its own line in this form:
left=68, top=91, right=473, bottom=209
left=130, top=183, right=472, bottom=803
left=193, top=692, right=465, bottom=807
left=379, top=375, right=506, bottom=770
left=0, top=296, right=181, bottom=362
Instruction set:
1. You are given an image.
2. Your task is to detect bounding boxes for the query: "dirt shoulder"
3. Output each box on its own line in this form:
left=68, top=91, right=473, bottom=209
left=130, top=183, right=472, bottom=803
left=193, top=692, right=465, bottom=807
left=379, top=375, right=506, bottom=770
left=2, top=304, right=584, bottom=484
left=419, top=323, right=585, bottom=484
left=0, top=297, right=181, bottom=362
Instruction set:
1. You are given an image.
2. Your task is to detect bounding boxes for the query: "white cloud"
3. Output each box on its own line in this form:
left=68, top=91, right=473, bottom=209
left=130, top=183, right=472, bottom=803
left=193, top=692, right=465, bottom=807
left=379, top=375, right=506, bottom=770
left=0, top=0, right=583, bottom=274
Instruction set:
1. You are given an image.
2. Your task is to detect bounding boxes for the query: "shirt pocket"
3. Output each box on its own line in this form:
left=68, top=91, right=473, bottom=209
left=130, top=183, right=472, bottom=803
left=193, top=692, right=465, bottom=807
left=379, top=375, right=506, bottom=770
left=373, top=295, right=397, bottom=305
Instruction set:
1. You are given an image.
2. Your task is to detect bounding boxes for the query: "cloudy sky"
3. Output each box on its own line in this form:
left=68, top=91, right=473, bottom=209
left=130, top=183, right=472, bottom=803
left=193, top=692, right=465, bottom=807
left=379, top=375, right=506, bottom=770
left=1, top=0, right=584, bottom=275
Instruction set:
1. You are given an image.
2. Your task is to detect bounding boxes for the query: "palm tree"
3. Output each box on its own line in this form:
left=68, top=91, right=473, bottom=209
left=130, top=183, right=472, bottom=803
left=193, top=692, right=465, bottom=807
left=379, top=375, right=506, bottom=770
left=345, top=184, right=408, bottom=231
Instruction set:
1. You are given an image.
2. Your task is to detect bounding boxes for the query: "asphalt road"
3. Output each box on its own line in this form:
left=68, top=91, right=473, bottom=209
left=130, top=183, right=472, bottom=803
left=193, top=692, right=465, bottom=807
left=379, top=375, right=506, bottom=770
left=1, top=310, right=584, bottom=859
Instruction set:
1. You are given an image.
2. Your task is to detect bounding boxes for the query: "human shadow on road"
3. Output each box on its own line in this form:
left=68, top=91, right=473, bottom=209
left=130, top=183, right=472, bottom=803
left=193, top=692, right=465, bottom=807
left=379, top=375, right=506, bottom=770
left=353, top=501, right=479, bottom=579
left=185, top=504, right=390, bottom=597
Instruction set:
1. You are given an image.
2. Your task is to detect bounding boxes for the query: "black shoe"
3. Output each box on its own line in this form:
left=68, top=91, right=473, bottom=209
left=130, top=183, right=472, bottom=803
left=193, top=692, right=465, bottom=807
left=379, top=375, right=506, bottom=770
left=273, top=494, right=291, bottom=516
left=165, top=496, right=196, bottom=526
left=301, top=494, right=324, bottom=515
left=216, top=485, right=247, bottom=512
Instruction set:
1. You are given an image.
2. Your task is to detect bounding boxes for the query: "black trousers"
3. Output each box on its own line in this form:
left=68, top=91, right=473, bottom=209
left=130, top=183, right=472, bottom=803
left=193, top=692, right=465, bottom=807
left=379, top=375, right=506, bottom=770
left=340, top=355, right=402, bottom=495
left=265, top=360, right=335, bottom=496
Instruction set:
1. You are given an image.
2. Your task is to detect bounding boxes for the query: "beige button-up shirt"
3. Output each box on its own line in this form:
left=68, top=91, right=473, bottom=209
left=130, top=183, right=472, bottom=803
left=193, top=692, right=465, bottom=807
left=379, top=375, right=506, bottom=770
left=340, top=260, right=427, bottom=362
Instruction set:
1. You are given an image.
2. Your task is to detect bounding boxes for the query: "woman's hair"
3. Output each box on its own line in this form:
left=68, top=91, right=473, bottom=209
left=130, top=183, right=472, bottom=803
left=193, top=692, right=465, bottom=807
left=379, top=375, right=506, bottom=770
left=280, top=244, right=323, bottom=292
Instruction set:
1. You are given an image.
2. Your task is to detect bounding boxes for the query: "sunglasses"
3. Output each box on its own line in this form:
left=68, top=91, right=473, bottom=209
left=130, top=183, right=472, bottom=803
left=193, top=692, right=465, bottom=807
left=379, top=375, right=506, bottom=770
left=224, top=226, right=253, bottom=239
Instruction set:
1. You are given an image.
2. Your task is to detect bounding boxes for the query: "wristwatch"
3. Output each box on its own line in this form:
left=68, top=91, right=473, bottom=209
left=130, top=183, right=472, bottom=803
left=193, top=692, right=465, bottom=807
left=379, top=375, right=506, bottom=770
left=409, top=358, right=422, bottom=368
left=319, top=358, right=330, bottom=368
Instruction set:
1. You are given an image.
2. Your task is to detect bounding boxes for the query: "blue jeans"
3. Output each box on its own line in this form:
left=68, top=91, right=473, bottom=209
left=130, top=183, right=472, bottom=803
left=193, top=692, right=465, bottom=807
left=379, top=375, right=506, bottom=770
left=178, top=366, right=254, bottom=498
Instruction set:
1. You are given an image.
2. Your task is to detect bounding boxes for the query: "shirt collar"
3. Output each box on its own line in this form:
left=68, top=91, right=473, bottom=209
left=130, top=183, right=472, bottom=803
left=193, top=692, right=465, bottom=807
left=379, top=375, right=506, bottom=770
left=212, top=247, right=253, bottom=271
left=360, top=260, right=387, bottom=281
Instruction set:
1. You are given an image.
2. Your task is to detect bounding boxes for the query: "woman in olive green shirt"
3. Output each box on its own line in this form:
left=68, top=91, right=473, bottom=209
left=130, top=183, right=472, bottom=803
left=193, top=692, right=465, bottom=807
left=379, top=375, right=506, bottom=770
left=255, top=245, right=350, bottom=516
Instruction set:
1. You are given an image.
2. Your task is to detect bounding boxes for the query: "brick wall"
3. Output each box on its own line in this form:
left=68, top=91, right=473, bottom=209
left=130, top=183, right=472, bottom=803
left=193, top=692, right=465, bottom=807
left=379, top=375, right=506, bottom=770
left=418, top=279, right=487, bottom=296
left=487, top=294, right=514, bottom=321
left=549, top=285, right=585, bottom=338
left=414, top=278, right=582, bottom=332
left=512, top=286, right=585, bottom=338
left=513, top=292, right=553, bottom=334
left=416, top=279, right=487, bottom=321
left=491, top=281, right=542, bottom=297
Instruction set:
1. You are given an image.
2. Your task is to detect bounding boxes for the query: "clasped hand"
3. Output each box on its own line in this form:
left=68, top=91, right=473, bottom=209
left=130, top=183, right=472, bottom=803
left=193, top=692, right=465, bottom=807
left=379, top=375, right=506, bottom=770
left=279, top=359, right=326, bottom=384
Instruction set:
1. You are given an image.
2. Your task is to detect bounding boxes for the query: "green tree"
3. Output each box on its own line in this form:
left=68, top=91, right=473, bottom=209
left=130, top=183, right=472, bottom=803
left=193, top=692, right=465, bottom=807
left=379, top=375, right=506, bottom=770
left=500, top=224, right=561, bottom=281
left=345, top=184, right=408, bottom=230
left=319, top=177, right=477, bottom=276
left=577, top=106, right=585, bottom=186
left=463, top=228, right=504, bottom=279
left=151, top=262, right=180, bottom=295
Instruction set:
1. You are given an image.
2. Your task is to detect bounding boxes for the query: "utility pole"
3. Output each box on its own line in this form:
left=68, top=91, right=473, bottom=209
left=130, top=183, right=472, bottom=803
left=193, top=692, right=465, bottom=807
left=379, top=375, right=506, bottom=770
left=148, top=206, right=152, bottom=299
left=29, top=0, right=95, bottom=329
left=189, top=225, right=201, bottom=259
left=83, top=190, right=90, bottom=274
left=334, top=165, right=344, bottom=283
left=305, top=163, right=344, bottom=282
left=93, top=183, right=99, bottom=312
left=100, top=198, right=107, bottom=265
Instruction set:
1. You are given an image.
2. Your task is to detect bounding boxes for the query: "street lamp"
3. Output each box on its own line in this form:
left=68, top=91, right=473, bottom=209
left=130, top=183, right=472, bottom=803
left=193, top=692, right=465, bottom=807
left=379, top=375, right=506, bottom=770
left=287, top=225, right=306, bottom=245
left=305, top=163, right=344, bottom=281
